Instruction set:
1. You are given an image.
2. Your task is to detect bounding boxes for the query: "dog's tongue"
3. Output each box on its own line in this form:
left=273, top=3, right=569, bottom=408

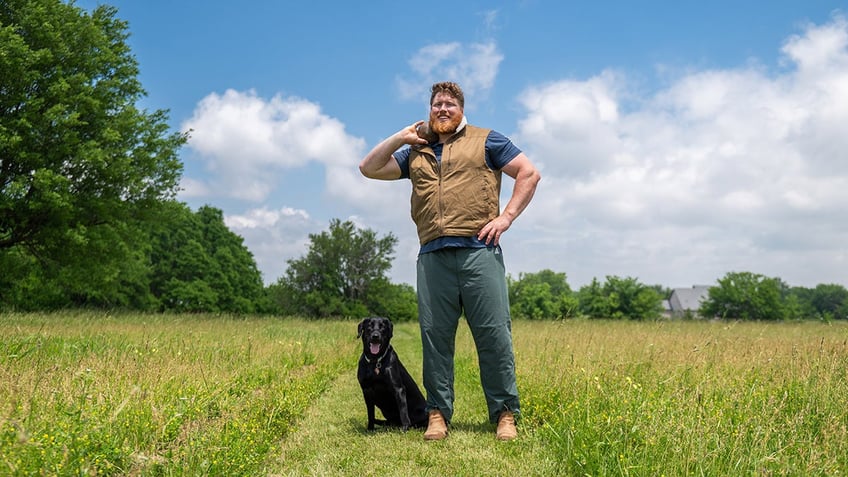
left=370, top=343, right=380, bottom=355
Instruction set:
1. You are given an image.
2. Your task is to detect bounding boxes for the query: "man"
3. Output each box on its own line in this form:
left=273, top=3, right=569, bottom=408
left=359, top=82, right=541, bottom=441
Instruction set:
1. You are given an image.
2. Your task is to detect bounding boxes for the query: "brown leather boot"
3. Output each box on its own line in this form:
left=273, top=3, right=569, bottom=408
left=496, top=411, right=517, bottom=441
left=423, top=410, right=448, bottom=441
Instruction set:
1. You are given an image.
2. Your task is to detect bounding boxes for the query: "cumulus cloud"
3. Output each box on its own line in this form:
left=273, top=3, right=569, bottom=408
left=176, top=88, right=423, bottom=284
left=397, top=41, right=504, bottom=106
left=181, top=89, right=366, bottom=202
left=178, top=177, right=212, bottom=198
left=510, top=14, right=848, bottom=288
left=223, top=206, right=317, bottom=284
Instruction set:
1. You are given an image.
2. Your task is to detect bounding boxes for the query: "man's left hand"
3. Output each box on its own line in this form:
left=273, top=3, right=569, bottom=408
left=478, top=216, right=512, bottom=246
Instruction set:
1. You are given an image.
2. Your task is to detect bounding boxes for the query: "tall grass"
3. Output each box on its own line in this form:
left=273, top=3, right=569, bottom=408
left=2, top=313, right=846, bottom=475
left=518, top=319, right=848, bottom=475
left=1, top=312, right=353, bottom=475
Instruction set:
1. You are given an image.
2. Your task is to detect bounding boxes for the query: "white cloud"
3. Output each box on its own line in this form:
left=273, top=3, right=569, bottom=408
left=480, top=9, right=499, bottom=32
left=181, top=89, right=366, bottom=202
left=397, top=40, right=504, bottom=106
left=178, top=177, right=212, bottom=198
left=224, top=206, right=310, bottom=229
left=508, top=14, right=848, bottom=288
left=516, top=71, right=624, bottom=178
left=782, top=14, right=848, bottom=74
left=224, top=206, right=317, bottom=284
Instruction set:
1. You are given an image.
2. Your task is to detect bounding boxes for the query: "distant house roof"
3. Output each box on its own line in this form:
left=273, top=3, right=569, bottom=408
left=668, top=286, right=711, bottom=315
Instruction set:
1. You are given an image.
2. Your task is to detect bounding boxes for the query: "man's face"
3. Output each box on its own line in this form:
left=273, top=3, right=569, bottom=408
left=429, top=92, right=463, bottom=135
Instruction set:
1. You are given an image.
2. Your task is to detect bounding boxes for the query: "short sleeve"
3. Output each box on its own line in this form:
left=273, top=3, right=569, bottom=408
left=485, top=131, right=522, bottom=170
left=394, top=146, right=411, bottom=179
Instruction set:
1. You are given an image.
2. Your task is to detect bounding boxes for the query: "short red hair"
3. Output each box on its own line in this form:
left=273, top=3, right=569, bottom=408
left=429, top=82, right=464, bottom=109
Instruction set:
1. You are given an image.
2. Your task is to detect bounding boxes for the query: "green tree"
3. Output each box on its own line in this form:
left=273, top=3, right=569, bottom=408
left=148, top=204, right=263, bottom=313
left=603, top=275, right=663, bottom=320
left=271, top=219, right=402, bottom=318
left=577, top=277, right=610, bottom=319
left=149, top=203, right=217, bottom=312
left=700, top=271, right=788, bottom=320
left=362, top=278, right=418, bottom=322
left=788, top=286, right=818, bottom=318
left=0, top=0, right=185, bottom=308
left=810, top=284, right=848, bottom=320
left=0, top=217, right=158, bottom=310
left=791, top=283, right=848, bottom=321
left=647, top=284, right=671, bottom=300
left=578, top=276, right=663, bottom=320
left=508, top=269, right=578, bottom=319
left=195, top=206, right=264, bottom=313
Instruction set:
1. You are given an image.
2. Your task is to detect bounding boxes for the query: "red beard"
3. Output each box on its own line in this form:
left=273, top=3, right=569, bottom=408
left=430, top=114, right=463, bottom=135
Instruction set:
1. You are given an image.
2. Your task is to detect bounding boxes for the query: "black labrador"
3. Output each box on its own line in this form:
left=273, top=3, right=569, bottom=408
left=357, top=317, right=428, bottom=431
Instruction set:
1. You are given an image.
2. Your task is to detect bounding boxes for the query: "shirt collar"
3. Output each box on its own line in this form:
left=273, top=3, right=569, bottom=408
left=456, top=115, right=467, bottom=133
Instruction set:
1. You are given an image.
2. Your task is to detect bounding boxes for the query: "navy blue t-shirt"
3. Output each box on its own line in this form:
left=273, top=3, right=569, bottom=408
left=393, top=129, right=522, bottom=254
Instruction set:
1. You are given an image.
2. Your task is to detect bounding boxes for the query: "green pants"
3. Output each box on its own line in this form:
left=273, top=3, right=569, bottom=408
left=416, top=246, right=520, bottom=424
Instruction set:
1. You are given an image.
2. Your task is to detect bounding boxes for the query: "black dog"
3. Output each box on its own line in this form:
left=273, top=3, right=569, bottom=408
left=357, top=317, right=428, bottom=431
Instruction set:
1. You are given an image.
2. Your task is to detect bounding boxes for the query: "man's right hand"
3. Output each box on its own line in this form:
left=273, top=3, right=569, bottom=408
left=403, top=120, right=429, bottom=146
left=359, top=121, right=426, bottom=180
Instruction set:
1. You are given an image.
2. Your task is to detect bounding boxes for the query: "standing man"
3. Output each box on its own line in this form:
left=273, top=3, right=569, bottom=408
left=359, top=82, right=541, bottom=441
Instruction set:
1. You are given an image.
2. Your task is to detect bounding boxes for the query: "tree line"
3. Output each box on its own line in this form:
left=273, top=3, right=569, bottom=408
left=507, top=269, right=848, bottom=322
left=2, top=0, right=846, bottom=320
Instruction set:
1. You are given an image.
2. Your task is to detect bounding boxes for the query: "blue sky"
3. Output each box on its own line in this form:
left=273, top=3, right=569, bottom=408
left=76, top=0, right=848, bottom=290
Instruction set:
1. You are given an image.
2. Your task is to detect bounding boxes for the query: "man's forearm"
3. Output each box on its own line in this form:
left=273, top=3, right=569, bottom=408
left=360, top=122, right=426, bottom=180
left=501, top=155, right=541, bottom=224
left=502, top=173, right=539, bottom=223
left=359, top=133, right=404, bottom=178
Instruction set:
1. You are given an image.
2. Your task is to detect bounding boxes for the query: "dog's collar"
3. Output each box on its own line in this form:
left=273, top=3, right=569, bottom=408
left=363, top=344, right=391, bottom=371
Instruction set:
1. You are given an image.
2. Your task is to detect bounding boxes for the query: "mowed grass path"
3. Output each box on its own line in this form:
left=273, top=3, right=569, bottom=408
left=2, top=313, right=847, bottom=476
left=274, top=321, right=556, bottom=476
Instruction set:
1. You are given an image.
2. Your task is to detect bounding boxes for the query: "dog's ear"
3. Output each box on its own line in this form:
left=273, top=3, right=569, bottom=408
left=357, top=319, right=366, bottom=339
left=387, top=318, right=393, bottom=339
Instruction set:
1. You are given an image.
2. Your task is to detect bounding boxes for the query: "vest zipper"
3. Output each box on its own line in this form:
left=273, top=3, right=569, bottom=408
left=437, top=145, right=445, bottom=234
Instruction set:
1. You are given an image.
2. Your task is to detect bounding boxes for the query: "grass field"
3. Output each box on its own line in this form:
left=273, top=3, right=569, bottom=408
left=1, top=312, right=846, bottom=476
